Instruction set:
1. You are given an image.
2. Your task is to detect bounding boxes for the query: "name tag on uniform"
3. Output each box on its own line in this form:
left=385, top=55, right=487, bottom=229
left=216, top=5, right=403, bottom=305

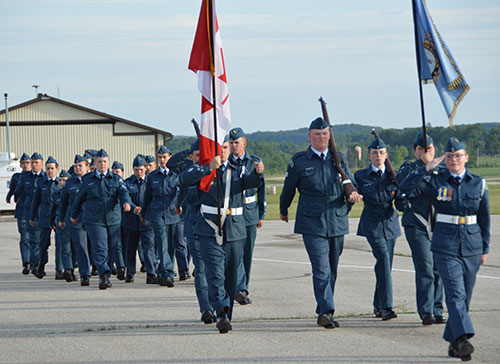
left=437, top=186, right=453, bottom=201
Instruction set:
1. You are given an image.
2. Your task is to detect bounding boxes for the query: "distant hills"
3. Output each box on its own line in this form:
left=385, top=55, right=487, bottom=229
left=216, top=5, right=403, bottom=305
left=167, top=122, right=500, bottom=175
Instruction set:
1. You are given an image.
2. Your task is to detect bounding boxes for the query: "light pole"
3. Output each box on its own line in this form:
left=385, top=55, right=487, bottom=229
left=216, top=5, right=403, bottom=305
left=32, top=85, right=40, bottom=96
left=4, top=93, right=11, bottom=163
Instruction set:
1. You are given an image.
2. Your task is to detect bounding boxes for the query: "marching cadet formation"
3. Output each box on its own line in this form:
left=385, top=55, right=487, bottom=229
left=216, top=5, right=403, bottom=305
left=5, top=121, right=490, bottom=361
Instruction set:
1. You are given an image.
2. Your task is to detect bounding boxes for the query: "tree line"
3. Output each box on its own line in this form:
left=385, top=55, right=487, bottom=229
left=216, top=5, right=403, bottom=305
left=167, top=122, right=500, bottom=176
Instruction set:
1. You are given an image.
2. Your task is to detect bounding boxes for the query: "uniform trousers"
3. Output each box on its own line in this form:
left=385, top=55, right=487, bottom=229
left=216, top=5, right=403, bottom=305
left=27, top=224, right=41, bottom=267
left=434, top=252, right=481, bottom=344
left=174, top=222, right=190, bottom=272
left=85, top=224, right=121, bottom=276
left=17, top=219, right=30, bottom=264
left=126, top=229, right=155, bottom=276
left=236, top=224, right=257, bottom=294
left=68, top=226, right=91, bottom=277
left=137, top=239, right=145, bottom=265
left=151, top=221, right=175, bottom=280
left=110, top=229, right=125, bottom=269
left=199, top=236, right=244, bottom=320
left=404, top=226, right=444, bottom=318
left=366, top=236, right=396, bottom=310
left=39, top=227, right=53, bottom=268
left=56, top=225, right=72, bottom=271
left=303, top=234, right=344, bottom=315
left=187, top=236, right=212, bottom=314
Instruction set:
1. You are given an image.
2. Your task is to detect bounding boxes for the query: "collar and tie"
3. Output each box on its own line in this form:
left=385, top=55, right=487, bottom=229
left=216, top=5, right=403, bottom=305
left=320, top=153, right=325, bottom=160
left=236, top=158, right=243, bottom=166
left=376, top=170, right=383, bottom=178
left=455, top=176, right=461, bottom=184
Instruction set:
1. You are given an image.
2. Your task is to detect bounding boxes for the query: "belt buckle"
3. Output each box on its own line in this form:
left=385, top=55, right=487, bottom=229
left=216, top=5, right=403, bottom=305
left=227, top=208, right=231, bottom=215
left=458, top=216, right=466, bottom=224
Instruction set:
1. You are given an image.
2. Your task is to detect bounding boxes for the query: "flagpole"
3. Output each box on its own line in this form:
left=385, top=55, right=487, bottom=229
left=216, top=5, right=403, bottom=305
left=412, top=0, right=428, bottom=151
left=207, top=0, right=223, bottom=236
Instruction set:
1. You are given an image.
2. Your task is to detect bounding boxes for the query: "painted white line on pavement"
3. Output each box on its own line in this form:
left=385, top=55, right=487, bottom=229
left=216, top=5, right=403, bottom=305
left=253, top=258, right=500, bottom=280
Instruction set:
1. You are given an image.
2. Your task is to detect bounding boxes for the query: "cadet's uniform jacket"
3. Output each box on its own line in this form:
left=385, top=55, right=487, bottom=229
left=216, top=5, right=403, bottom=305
left=397, top=160, right=446, bottom=229
left=8, top=171, right=28, bottom=219
left=280, top=147, right=355, bottom=238
left=176, top=177, right=202, bottom=240
left=60, top=175, right=85, bottom=229
left=71, top=170, right=131, bottom=227
left=355, top=166, right=403, bottom=239
left=7, top=172, right=22, bottom=204
left=141, top=168, right=180, bottom=225
left=50, top=184, right=63, bottom=228
left=122, top=175, right=151, bottom=231
left=232, top=153, right=266, bottom=226
left=180, top=160, right=264, bottom=243
left=31, top=177, right=60, bottom=228
left=14, top=170, right=47, bottom=220
left=399, top=167, right=490, bottom=257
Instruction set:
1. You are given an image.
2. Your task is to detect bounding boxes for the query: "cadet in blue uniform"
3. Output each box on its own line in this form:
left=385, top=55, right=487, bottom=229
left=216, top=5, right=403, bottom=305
left=396, top=131, right=445, bottom=325
left=181, top=137, right=264, bottom=333
left=135, top=156, right=156, bottom=272
left=123, top=155, right=156, bottom=283
left=228, top=127, right=266, bottom=305
left=14, top=152, right=46, bottom=274
left=355, top=137, right=403, bottom=321
left=280, top=117, right=361, bottom=329
left=30, top=156, right=62, bottom=279
left=111, top=160, right=126, bottom=278
left=400, top=138, right=490, bottom=361
left=71, top=149, right=132, bottom=290
left=60, top=154, right=92, bottom=286
left=50, top=170, right=75, bottom=282
left=141, top=146, right=180, bottom=287
left=6, top=153, right=32, bottom=274
left=172, top=140, right=216, bottom=324
left=146, top=155, right=157, bottom=174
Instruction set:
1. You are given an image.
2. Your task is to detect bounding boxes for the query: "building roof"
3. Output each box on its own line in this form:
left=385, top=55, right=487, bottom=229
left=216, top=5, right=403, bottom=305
left=0, top=93, right=173, bottom=140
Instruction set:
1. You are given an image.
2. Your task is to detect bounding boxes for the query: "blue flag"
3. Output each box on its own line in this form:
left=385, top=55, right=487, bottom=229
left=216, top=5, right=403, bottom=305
left=413, top=0, right=470, bottom=128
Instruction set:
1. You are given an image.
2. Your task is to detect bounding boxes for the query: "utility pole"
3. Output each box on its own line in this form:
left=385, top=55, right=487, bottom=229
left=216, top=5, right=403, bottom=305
left=4, top=93, right=12, bottom=163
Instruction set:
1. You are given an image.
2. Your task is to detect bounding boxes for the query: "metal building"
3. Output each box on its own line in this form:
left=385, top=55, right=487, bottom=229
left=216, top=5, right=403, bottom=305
left=0, top=94, right=173, bottom=176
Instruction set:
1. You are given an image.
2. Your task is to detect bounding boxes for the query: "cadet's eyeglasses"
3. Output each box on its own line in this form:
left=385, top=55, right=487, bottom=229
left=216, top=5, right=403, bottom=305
left=370, top=151, right=386, bottom=156
left=445, top=153, right=465, bottom=160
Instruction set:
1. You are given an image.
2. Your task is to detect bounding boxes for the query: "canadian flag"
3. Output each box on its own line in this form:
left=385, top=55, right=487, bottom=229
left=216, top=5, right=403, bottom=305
left=189, top=0, right=231, bottom=191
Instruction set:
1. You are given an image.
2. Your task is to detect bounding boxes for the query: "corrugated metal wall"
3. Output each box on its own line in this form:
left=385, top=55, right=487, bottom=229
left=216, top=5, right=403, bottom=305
left=0, top=123, right=157, bottom=176
left=0, top=100, right=105, bottom=122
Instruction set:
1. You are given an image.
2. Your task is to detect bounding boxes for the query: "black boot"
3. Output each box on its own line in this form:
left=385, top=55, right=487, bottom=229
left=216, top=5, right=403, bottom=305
left=34, top=264, right=46, bottom=279
left=216, top=312, right=232, bottom=333
left=63, top=269, right=73, bottom=283
left=80, top=276, right=90, bottom=286
left=98, top=274, right=112, bottom=290
left=146, top=274, right=158, bottom=284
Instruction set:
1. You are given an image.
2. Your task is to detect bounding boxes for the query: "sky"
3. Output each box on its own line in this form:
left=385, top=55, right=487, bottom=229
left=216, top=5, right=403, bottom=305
left=1, top=0, right=499, bottom=138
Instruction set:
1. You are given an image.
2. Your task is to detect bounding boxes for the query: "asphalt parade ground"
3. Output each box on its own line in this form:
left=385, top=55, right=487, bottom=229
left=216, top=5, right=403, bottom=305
left=1, top=217, right=499, bottom=364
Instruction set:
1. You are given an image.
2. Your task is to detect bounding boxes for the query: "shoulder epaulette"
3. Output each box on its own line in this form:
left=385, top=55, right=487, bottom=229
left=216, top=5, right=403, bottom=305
left=249, top=154, right=261, bottom=163
left=292, top=151, right=306, bottom=160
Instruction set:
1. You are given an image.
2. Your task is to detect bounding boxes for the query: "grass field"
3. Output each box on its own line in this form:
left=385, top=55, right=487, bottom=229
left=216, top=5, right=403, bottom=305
left=265, top=182, right=500, bottom=220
